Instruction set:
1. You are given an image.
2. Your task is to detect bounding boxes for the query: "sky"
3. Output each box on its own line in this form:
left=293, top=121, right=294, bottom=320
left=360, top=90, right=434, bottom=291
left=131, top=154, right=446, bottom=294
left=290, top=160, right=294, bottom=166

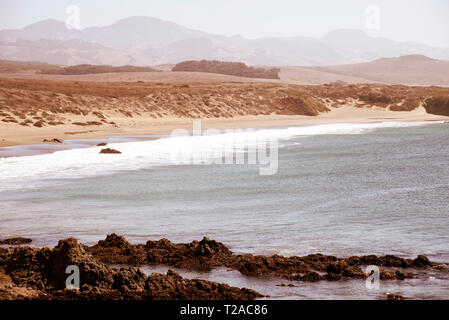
left=0, top=0, right=448, bottom=47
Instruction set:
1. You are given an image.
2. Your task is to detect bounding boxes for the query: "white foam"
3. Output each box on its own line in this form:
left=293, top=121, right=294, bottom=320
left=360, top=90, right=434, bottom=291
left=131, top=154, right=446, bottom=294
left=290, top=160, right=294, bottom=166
left=0, top=121, right=444, bottom=191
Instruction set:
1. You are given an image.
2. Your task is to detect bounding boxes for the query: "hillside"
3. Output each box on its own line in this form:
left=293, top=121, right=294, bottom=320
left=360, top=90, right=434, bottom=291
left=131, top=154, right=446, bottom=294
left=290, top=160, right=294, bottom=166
left=1, top=79, right=449, bottom=127
left=1, top=78, right=449, bottom=147
left=2, top=54, right=449, bottom=86
left=39, top=64, right=159, bottom=75
left=172, top=60, right=280, bottom=79
left=0, top=60, right=53, bottom=73
left=305, top=55, right=449, bottom=86
left=1, top=17, right=449, bottom=67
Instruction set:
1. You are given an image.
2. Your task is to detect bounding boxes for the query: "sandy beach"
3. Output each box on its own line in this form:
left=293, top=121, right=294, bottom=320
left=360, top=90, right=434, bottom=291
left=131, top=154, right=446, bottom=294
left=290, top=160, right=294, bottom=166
left=1, top=76, right=449, bottom=149
left=1, top=105, right=447, bottom=148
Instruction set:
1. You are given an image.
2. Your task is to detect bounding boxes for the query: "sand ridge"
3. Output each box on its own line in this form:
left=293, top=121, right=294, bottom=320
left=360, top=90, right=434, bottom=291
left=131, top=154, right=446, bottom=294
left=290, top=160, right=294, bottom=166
left=1, top=78, right=448, bottom=147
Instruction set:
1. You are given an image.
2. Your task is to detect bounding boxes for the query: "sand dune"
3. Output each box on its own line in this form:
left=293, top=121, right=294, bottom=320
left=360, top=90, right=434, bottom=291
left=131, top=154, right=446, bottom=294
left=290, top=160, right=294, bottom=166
left=1, top=78, right=448, bottom=147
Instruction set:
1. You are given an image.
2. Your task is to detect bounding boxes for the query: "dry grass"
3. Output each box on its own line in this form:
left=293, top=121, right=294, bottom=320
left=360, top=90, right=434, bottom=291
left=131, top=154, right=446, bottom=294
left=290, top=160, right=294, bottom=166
left=39, top=64, right=159, bottom=75
left=0, top=79, right=448, bottom=128
left=424, top=96, right=449, bottom=116
left=173, top=60, right=280, bottom=80
left=0, top=60, right=54, bottom=73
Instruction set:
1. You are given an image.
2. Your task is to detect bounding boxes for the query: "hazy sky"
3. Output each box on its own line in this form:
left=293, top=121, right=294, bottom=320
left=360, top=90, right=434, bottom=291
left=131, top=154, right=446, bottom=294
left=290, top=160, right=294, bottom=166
left=1, top=0, right=448, bottom=47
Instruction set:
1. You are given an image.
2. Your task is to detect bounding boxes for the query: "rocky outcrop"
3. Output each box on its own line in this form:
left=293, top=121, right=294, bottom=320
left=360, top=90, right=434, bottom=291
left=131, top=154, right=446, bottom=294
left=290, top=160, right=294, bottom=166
left=386, top=294, right=406, bottom=300
left=424, top=96, right=449, bottom=116
left=0, top=237, right=32, bottom=245
left=42, top=138, right=63, bottom=144
left=145, top=237, right=233, bottom=271
left=90, top=233, right=147, bottom=265
left=5, top=246, right=52, bottom=289
left=145, top=270, right=260, bottom=300
left=0, top=237, right=261, bottom=300
left=90, top=235, right=234, bottom=271
left=99, top=148, right=121, bottom=154
left=1, top=234, right=442, bottom=300
left=86, top=235, right=435, bottom=282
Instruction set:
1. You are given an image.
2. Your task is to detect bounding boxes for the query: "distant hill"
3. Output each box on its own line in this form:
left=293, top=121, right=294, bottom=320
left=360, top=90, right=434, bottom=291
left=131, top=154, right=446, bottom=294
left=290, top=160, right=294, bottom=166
left=1, top=17, right=449, bottom=67
left=172, top=60, right=280, bottom=79
left=0, top=59, right=53, bottom=72
left=2, top=54, right=449, bottom=86
left=304, top=55, right=449, bottom=85
left=39, top=64, right=159, bottom=75
left=0, top=39, right=145, bottom=66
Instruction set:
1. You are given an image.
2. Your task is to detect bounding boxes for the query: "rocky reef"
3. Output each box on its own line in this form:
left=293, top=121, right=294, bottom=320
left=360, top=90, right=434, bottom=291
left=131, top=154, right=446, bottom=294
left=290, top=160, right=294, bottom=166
left=0, top=237, right=260, bottom=300
left=0, top=234, right=443, bottom=300
left=90, top=234, right=434, bottom=282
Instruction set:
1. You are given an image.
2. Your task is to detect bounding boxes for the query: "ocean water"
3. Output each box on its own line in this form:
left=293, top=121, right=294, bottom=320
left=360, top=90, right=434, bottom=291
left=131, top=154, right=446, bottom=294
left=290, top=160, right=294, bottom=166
left=1, top=121, right=448, bottom=299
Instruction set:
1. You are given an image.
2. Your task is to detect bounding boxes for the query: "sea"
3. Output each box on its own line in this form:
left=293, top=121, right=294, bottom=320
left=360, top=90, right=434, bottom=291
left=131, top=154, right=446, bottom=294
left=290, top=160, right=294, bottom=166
left=1, top=121, right=448, bottom=299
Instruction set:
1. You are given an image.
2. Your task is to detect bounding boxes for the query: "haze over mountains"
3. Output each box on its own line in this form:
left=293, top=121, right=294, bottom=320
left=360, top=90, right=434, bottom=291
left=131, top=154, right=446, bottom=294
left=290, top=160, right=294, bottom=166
left=1, top=16, right=449, bottom=67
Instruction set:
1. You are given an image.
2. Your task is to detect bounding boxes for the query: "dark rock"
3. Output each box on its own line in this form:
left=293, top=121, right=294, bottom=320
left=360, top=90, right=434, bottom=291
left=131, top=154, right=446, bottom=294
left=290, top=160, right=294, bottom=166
left=0, top=237, right=262, bottom=300
left=43, top=138, right=63, bottom=144
left=1, top=234, right=441, bottom=301
left=97, top=143, right=108, bottom=147
left=99, top=148, right=121, bottom=154
left=89, top=234, right=147, bottom=266
left=97, top=234, right=130, bottom=248
left=146, top=238, right=177, bottom=250
left=286, top=271, right=321, bottom=282
left=412, top=255, right=432, bottom=268
left=324, top=273, right=343, bottom=281
left=380, top=270, right=413, bottom=280
left=145, top=270, right=261, bottom=300
left=48, top=238, right=115, bottom=290
left=386, top=294, right=406, bottom=300
left=5, top=246, right=52, bottom=289
left=0, top=237, right=32, bottom=245
left=325, top=262, right=344, bottom=274
left=144, top=237, right=233, bottom=272
left=112, top=267, right=147, bottom=293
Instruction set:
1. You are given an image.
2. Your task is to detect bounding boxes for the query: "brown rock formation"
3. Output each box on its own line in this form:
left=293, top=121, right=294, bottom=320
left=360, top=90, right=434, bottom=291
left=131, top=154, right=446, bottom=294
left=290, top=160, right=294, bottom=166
left=87, top=235, right=434, bottom=282
left=1, top=234, right=443, bottom=300
left=42, top=138, right=63, bottom=143
left=90, top=233, right=147, bottom=265
left=99, top=148, right=122, bottom=154
left=0, top=237, right=32, bottom=245
left=0, top=237, right=261, bottom=300
left=172, top=60, right=280, bottom=79
left=386, top=294, right=406, bottom=300
left=145, top=237, right=233, bottom=271
left=145, top=270, right=260, bottom=300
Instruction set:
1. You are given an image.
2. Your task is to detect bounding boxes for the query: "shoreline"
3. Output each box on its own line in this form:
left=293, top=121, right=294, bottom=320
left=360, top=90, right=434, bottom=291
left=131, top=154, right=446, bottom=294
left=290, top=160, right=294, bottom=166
left=1, top=234, right=445, bottom=300
left=1, top=106, right=448, bottom=154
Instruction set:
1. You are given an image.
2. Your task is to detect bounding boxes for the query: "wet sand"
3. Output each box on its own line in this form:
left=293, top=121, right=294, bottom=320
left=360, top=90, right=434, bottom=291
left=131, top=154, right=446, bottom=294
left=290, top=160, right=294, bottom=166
left=1, top=106, right=447, bottom=149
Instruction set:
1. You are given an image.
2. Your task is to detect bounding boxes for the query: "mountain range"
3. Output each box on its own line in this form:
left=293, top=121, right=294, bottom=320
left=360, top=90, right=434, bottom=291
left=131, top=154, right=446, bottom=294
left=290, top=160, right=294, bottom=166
left=1, top=16, right=449, bottom=67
